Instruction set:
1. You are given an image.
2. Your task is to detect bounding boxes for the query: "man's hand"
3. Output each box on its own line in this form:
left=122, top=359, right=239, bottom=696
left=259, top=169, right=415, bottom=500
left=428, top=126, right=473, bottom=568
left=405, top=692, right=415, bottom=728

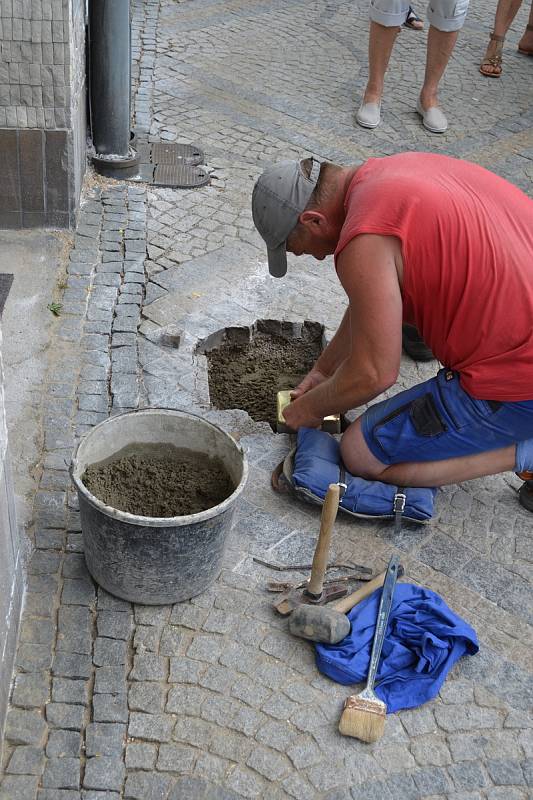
left=281, top=394, right=323, bottom=431
left=290, top=368, right=329, bottom=400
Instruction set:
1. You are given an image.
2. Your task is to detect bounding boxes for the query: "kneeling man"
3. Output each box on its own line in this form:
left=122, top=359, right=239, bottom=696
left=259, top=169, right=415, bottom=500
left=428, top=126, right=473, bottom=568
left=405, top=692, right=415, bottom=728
left=252, top=153, right=533, bottom=507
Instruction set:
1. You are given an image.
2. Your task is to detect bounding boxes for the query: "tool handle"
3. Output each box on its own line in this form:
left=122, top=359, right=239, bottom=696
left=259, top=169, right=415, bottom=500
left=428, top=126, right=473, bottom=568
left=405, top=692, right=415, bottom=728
left=333, top=570, right=385, bottom=613
left=307, top=484, right=340, bottom=597
left=332, top=564, right=404, bottom=613
left=365, top=553, right=400, bottom=691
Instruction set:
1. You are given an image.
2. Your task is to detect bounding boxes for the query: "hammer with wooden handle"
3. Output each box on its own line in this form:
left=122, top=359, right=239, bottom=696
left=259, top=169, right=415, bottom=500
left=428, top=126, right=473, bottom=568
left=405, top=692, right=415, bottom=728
left=274, top=484, right=348, bottom=615
left=288, top=564, right=404, bottom=644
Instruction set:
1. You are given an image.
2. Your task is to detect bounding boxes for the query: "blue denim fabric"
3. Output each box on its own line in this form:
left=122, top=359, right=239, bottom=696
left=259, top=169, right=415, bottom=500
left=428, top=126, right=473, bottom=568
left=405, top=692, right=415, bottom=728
left=361, top=369, right=533, bottom=466
left=515, top=439, right=533, bottom=473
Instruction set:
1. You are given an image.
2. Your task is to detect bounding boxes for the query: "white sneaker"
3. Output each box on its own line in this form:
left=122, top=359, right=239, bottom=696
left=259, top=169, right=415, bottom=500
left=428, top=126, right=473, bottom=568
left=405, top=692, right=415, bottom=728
left=416, top=99, right=448, bottom=133
left=356, top=101, right=381, bottom=129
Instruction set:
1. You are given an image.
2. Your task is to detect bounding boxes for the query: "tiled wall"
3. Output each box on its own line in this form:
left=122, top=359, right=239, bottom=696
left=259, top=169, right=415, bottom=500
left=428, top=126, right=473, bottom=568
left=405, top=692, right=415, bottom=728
left=0, top=0, right=70, bottom=130
left=0, top=127, right=69, bottom=227
left=0, top=0, right=87, bottom=229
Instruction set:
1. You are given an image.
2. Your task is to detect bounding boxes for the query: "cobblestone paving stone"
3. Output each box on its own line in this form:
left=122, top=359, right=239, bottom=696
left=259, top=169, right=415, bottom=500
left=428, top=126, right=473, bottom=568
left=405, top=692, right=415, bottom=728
left=1, top=0, right=533, bottom=798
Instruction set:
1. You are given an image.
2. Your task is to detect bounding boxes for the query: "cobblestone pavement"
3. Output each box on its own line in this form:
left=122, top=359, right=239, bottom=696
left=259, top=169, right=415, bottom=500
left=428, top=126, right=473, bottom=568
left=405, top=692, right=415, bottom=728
left=1, top=0, right=533, bottom=798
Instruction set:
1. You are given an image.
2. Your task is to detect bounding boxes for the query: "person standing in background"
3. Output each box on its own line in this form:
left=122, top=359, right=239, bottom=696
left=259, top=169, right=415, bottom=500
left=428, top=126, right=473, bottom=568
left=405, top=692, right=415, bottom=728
left=480, top=0, right=533, bottom=77
left=356, top=0, right=469, bottom=133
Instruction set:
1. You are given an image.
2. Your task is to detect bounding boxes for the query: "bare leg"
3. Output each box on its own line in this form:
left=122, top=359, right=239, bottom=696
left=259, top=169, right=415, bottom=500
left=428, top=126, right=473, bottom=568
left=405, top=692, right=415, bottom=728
left=378, top=446, right=515, bottom=487
left=493, top=0, right=524, bottom=35
left=419, top=26, right=458, bottom=109
left=340, top=417, right=516, bottom=487
left=482, top=0, right=524, bottom=73
left=363, top=21, right=400, bottom=104
left=518, top=0, right=533, bottom=51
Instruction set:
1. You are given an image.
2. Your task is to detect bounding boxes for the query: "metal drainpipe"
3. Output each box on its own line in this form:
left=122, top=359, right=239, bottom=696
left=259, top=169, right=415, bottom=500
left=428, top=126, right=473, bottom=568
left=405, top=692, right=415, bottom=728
left=89, top=0, right=139, bottom=179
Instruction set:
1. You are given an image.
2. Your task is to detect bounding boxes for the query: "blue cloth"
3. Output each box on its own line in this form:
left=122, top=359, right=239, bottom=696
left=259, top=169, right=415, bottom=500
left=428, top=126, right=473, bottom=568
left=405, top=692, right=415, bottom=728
left=315, top=583, right=478, bottom=713
left=293, top=427, right=436, bottom=521
left=362, top=368, right=533, bottom=467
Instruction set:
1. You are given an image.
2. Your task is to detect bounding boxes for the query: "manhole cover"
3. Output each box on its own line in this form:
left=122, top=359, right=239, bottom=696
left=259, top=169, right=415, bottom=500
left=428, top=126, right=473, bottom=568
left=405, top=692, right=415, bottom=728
left=200, top=320, right=325, bottom=429
left=136, top=141, right=209, bottom=188
left=153, top=164, right=210, bottom=189
left=151, top=143, right=204, bottom=166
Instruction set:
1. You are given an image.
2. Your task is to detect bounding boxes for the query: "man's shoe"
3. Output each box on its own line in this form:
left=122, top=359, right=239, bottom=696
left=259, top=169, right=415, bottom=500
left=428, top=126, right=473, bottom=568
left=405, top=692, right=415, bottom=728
left=416, top=99, right=448, bottom=133
left=402, top=323, right=435, bottom=361
left=356, top=101, right=381, bottom=129
left=518, top=480, right=533, bottom=512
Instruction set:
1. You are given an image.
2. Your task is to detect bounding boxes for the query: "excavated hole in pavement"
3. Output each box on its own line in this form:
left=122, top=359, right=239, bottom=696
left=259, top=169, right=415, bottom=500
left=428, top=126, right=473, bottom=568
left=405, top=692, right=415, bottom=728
left=82, top=443, right=235, bottom=517
left=201, top=320, right=325, bottom=430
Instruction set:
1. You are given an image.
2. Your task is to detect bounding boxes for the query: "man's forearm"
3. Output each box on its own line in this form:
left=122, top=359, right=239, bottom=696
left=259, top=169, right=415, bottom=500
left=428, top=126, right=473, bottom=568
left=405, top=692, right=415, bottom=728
left=296, top=356, right=392, bottom=420
left=315, top=307, right=352, bottom=376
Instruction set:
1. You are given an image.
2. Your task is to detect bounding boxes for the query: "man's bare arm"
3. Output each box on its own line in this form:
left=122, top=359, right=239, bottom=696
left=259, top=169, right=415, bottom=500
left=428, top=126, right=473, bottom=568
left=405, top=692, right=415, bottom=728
left=315, top=306, right=352, bottom=376
left=291, top=307, right=351, bottom=399
left=282, top=234, right=403, bottom=428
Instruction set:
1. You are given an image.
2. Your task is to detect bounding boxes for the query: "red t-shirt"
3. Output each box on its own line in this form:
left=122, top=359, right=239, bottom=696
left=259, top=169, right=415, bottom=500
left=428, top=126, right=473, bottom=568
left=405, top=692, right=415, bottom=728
left=334, top=152, right=533, bottom=401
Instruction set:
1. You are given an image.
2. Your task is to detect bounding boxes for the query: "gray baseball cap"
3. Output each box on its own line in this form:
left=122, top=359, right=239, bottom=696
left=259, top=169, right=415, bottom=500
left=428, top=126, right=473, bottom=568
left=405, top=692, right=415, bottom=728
left=252, top=158, right=322, bottom=277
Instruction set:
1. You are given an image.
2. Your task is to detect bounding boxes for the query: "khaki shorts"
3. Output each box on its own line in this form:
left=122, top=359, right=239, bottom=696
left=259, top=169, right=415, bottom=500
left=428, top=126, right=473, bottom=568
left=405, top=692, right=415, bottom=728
left=369, top=0, right=469, bottom=31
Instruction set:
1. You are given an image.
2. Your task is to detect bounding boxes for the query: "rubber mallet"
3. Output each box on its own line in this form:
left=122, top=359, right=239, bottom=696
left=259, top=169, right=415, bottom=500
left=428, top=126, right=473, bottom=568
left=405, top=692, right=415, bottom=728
left=288, top=564, right=404, bottom=644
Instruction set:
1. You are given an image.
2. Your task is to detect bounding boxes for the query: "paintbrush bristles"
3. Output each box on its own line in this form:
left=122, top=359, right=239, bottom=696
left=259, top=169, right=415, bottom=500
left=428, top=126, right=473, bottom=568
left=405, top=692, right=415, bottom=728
left=338, top=693, right=387, bottom=742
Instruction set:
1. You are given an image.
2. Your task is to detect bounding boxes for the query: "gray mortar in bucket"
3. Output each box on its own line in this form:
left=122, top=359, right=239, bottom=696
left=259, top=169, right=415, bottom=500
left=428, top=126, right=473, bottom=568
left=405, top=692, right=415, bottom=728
left=70, top=408, right=248, bottom=605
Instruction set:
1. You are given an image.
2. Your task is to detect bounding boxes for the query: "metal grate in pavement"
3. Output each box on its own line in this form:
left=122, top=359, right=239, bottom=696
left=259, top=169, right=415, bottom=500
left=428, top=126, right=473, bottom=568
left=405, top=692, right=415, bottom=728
left=153, top=163, right=210, bottom=189
left=151, top=143, right=204, bottom=166
left=135, top=141, right=210, bottom=188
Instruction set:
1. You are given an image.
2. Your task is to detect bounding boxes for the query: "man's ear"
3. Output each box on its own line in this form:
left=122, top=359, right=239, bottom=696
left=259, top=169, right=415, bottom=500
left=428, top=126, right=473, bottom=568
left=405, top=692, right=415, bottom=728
left=299, top=209, right=327, bottom=233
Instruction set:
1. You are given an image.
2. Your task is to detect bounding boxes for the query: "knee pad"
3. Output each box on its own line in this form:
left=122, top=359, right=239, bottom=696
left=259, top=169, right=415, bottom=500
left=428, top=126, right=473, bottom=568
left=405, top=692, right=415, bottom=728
left=292, top=427, right=437, bottom=522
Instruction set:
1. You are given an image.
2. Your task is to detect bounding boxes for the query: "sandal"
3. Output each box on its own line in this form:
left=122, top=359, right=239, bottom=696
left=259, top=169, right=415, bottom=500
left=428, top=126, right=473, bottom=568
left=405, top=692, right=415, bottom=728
left=480, top=32, right=504, bottom=77
left=518, top=23, right=533, bottom=55
left=403, top=6, right=424, bottom=30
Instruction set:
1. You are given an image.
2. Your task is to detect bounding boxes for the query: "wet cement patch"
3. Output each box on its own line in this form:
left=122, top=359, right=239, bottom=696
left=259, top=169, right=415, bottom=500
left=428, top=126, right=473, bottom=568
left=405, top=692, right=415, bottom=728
left=205, top=326, right=322, bottom=428
left=82, top=443, right=234, bottom=517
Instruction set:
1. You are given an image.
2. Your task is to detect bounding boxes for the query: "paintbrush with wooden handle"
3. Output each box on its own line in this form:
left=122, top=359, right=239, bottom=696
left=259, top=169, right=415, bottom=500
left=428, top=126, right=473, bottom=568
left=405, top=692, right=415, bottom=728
left=338, top=553, right=400, bottom=742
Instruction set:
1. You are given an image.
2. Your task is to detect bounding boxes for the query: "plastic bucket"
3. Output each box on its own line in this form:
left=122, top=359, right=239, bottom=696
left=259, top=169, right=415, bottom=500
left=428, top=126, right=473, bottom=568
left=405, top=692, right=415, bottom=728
left=71, top=408, right=248, bottom=604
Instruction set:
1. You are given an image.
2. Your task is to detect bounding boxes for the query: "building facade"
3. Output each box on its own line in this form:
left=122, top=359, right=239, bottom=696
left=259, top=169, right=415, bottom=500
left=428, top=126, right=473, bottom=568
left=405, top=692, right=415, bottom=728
left=0, top=0, right=87, bottom=228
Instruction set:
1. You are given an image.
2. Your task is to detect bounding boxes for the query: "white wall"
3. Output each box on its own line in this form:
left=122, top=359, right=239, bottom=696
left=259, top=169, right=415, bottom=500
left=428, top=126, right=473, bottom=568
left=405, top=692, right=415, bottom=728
left=0, top=323, right=22, bottom=756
